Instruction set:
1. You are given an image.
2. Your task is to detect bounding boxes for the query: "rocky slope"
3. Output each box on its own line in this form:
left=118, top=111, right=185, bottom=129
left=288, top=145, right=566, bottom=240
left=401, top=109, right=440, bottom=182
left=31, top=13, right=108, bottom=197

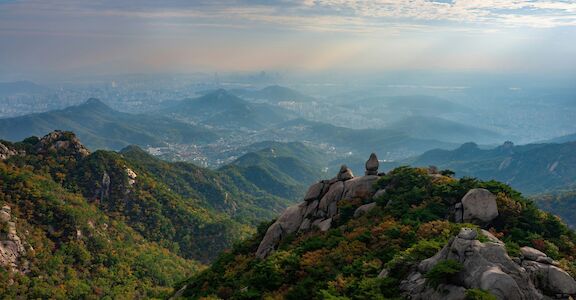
left=179, top=154, right=576, bottom=299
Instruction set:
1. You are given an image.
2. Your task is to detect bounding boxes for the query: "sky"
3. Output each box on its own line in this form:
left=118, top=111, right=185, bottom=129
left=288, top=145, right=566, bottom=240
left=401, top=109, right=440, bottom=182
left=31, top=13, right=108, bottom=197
left=1, top=0, right=576, bottom=80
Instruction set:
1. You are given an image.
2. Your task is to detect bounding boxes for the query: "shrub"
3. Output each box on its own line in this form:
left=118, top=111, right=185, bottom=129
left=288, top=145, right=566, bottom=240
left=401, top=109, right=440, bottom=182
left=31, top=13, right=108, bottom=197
left=424, top=259, right=463, bottom=288
left=465, top=288, right=497, bottom=300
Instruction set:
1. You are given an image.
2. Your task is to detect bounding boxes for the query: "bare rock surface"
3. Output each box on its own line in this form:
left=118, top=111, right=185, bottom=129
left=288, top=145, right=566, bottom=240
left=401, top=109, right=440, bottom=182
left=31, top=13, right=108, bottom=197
left=255, top=154, right=384, bottom=259
left=399, top=227, right=576, bottom=300
left=353, top=202, right=377, bottom=218
left=0, top=205, right=28, bottom=274
left=454, top=188, right=499, bottom=225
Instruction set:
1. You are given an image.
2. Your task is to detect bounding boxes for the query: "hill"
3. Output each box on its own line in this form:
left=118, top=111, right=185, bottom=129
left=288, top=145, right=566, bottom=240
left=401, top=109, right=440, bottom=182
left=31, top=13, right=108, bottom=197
left=533, top=191, right=576, bottom=228
left=408, top=141, right=576, bottom=194
left=544, top=133, right=576, bottom=144
left=0, top=98, right=217, bottom=150
left=386, top=115, right=503, bottom=144
left=0, top=131, right=311, bottom=298
left=177, top=163, right=576, bottom=299
left=221, top=142, right=328, bottom=200
left=160, top=90, right=295, bottom=130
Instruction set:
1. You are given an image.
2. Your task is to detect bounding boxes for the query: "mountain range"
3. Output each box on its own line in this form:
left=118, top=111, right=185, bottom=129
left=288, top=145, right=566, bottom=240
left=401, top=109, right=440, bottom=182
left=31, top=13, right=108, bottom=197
left=159, top=89, right=295, bottom=130
left=0, top=80, right=50, bottom=96
left=0, top=98, right=217, bottom=150
left=406, top=141, right=576, bottom=194
left=232, top=85, right=315, bottom=103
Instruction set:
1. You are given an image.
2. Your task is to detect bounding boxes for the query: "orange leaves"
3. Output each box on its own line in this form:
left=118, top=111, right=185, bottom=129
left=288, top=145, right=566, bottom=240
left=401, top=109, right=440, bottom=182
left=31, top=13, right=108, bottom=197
left=417, top=220, right=451, bottom=240
left=370, top=218, right=398, bottom=237
left=300, top=249, right=329, bottom=269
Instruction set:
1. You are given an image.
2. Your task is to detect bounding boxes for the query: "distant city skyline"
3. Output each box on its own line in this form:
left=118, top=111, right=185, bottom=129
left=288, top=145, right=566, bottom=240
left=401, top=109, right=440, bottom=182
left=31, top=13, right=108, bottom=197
left=1, top=0, right=575, bottom=80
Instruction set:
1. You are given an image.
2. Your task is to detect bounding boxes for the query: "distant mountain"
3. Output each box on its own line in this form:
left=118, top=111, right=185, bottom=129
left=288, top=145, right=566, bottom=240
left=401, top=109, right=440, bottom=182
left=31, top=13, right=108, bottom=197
left=237, top=141, right=330, bottom=168
left=409, top=141, right=576, bottom=194
left=233, top=85, right=315, bottom=103
left=342, top=95, right=470, bottom=115
left=386, top=115, right=503, bottom=144
left=268, top=118, right=458, bottom=161
left=543, top=132, right=576, bottom=144
left=0, top=98, right=217, bottom=149
left=0, top=80, right=50, bottom=96
left=160, top=89, right=295, bottom=130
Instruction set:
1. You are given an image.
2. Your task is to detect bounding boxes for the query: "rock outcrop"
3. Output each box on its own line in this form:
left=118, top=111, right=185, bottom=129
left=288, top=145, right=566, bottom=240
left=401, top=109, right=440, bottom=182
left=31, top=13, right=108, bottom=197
left=36, top=130, right=90, bottom=158
left=0, top=142, right=19, bottom=160
left=353, top=202, right=377, bottom=218
left=0, top=205, right=29, bottom=274
left=520, top=247, right=576, bottom=297
left=454, top=188, right=499, bottom=225
left=126, top=168, right=137, bottom=186
left=398, top=228, right=576, bottom=300
left=256, top=155, right=382, bottom=259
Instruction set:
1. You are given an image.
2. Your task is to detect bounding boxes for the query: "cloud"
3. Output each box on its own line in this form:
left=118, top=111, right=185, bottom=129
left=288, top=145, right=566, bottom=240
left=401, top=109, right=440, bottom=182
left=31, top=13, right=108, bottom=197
left=3, top=0, right=575, bottom=35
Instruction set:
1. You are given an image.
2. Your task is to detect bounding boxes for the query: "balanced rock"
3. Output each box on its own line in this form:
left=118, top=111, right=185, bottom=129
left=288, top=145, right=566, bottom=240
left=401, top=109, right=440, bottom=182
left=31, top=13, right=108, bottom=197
left=460, top=188, right=499, bottom=224
left=337, top=165, right=354, bottom=181
left=365, top=153, right=379, bottom=175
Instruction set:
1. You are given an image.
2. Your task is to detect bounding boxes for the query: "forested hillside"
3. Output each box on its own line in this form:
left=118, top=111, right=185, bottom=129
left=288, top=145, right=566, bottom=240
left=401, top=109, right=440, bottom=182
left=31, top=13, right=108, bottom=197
left=0, top=130, right=306, bottom=298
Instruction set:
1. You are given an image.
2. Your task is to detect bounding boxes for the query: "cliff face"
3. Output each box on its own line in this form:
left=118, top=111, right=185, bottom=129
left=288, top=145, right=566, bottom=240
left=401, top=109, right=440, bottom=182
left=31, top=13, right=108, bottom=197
left=180, top=155, right=576, bottom=300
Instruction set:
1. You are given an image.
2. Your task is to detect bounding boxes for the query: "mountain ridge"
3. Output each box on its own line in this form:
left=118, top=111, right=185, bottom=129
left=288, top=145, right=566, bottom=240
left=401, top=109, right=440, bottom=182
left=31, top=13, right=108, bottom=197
left=0, top=98, right=218, bottom=150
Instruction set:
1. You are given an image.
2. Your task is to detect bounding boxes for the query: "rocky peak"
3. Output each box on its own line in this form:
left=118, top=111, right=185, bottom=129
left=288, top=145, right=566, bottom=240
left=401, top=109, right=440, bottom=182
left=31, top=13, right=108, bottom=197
left=35, top=130, right=90, bottom=158
left=256, top=154, right=382, bottom=259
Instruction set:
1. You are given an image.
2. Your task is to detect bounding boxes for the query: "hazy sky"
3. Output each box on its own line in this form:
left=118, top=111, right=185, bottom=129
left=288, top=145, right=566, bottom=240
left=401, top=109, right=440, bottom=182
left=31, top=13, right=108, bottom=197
left=1, top=0, right=576, bottom=79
